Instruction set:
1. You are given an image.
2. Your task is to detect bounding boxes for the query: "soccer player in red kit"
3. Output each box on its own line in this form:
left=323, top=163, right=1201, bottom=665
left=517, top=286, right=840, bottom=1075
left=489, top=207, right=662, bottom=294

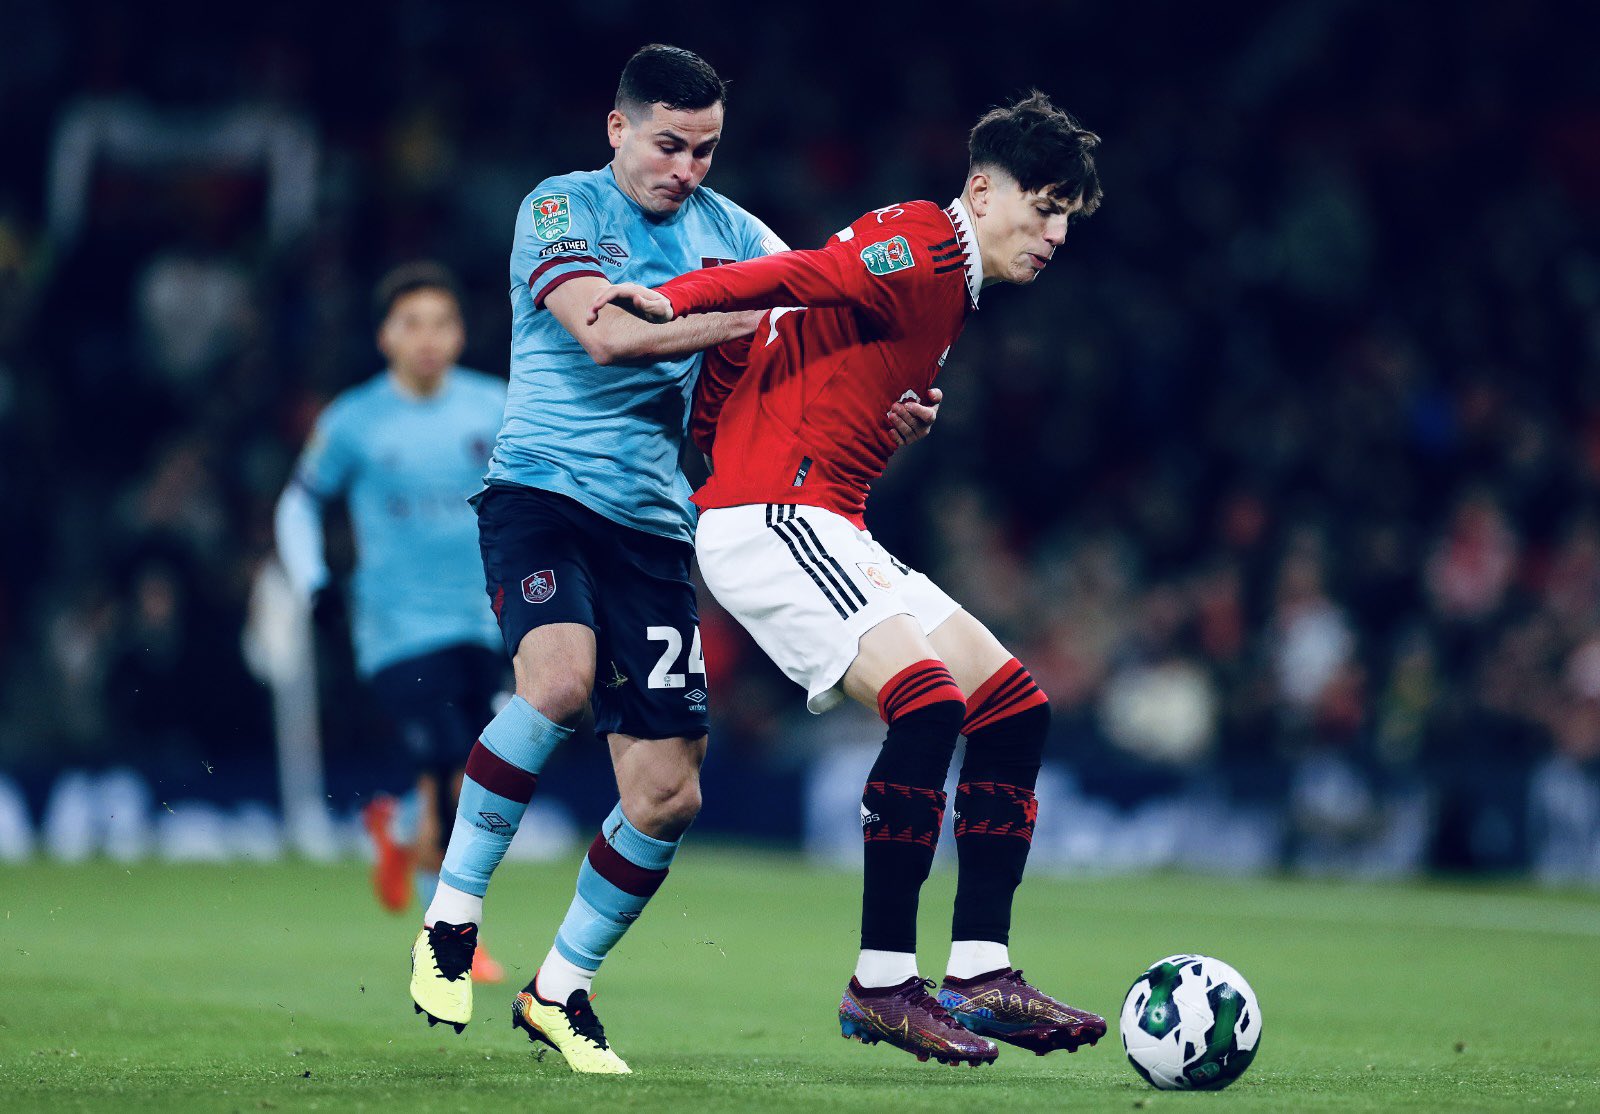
left=589, top=92, right=1105, bottom=1067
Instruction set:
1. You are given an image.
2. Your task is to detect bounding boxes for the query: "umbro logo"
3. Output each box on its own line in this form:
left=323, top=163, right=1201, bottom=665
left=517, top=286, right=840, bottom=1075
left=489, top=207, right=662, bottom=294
left=685, top=688, right=707, bottom=704
left=479, top=811, right=511, bottom=832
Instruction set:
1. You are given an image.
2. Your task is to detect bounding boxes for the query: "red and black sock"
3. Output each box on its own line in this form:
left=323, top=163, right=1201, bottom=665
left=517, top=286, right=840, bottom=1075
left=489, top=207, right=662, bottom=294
left=860, top=660, right=965, bottom=953
left=952, top=658, right=1050, bottom=945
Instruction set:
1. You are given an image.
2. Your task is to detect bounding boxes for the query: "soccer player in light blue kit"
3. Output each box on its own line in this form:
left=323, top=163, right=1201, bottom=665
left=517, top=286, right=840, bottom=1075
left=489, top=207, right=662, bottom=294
left=276, top=263, right=509, bottom=982
left=407, top=45, right=936, bottom=1072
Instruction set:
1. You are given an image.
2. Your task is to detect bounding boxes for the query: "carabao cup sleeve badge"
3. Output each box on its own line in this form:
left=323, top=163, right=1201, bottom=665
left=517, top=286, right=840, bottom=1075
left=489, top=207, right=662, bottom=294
left=531, top=194, right=572, bottom=242
left=860, top=235, right=915, bottom=276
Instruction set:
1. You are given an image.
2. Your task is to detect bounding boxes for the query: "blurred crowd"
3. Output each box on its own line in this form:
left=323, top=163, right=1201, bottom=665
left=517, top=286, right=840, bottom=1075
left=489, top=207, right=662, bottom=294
left=1, top=0, right=1597, bottom=875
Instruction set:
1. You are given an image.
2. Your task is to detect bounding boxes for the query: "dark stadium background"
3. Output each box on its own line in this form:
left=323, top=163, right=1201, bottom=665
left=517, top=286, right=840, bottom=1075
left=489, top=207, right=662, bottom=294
left=1, top=0, right=1596, bottom=879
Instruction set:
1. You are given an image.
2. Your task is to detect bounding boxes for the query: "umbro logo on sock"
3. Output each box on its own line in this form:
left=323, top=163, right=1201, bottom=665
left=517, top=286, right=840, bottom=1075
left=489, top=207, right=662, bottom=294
left=479, top=812, right=512, bottom=832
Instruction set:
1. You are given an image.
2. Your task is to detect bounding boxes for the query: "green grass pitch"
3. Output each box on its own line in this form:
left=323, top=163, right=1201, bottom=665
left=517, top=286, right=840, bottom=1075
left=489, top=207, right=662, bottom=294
left=3, top=848, right=1598, bottom=1111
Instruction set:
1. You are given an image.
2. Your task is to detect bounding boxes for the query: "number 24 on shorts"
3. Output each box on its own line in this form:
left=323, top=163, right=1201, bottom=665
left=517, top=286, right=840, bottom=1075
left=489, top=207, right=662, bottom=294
left=646, top=626, right=705, bottom=689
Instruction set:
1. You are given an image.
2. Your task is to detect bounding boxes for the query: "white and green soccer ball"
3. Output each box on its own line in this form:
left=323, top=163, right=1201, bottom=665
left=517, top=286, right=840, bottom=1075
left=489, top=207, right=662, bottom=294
left=1119, top=954, right=1261, bottom=1090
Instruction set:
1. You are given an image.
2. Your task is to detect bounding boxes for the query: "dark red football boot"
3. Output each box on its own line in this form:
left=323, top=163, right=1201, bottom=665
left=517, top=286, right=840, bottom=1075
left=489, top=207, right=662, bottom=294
left=839, top=976, right=1000, bottom=1067
left=938, top=968, right=1107, bottom=1055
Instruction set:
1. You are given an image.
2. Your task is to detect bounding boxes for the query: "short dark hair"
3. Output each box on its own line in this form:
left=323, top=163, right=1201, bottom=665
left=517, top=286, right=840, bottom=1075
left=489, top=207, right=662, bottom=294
left=969, top=91, right=1102, bottom=215
left=616, top=44, right=727, bottom=117
left=373, top=261, right=462, bottom=323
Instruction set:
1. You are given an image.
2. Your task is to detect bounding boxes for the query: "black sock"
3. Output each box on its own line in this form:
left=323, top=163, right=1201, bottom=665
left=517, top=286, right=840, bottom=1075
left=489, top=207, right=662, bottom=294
left=952, top=664, right=1049, bottom=946
left=860, top=661, right=965, bottom=953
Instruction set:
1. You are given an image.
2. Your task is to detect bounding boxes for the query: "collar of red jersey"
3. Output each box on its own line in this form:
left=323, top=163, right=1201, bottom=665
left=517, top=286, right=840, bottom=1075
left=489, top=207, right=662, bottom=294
left=944, top=197, right=983, bottom=310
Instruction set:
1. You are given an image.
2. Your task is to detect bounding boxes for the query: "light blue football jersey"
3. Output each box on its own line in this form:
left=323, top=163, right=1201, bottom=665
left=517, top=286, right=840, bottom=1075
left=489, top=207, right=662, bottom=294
left=293, top=369, right=506, bottom=675
left=487, top=166, right=784, bottom=544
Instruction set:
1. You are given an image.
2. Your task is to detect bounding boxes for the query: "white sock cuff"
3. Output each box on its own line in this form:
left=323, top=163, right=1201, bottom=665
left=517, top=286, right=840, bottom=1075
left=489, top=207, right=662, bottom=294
left=947, top=939, right=1010, bottom=979
left=424, top=881, right=483, bottom=929
left=854, top=949, right=919, bottom=988
left=536, top=947, right=596, bottom=1004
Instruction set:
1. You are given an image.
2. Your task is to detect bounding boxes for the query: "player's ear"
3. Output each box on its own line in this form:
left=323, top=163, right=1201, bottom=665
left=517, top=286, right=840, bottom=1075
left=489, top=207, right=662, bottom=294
left=607, top=109, right=628, bottom=151
left=968, top=171, right=992, bottom=217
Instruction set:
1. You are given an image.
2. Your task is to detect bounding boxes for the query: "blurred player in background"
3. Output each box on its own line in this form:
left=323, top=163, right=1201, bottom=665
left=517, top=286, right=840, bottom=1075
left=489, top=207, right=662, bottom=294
left=276, top=262, right=508, bottom=984
left=408, top=44, right=937, bottom=1073
left=591, top=92, right=1106, bottom=1067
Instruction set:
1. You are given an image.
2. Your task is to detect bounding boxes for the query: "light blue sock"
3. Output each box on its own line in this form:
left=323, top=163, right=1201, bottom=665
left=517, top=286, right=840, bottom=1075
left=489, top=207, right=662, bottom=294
left=553, top=803, right=680, bottom=972
left=438, top=696, right=570, bottom=898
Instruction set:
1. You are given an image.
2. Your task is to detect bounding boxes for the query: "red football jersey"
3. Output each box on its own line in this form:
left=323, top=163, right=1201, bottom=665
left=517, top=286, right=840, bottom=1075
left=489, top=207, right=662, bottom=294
left=665, top=199, right=981, bottom=528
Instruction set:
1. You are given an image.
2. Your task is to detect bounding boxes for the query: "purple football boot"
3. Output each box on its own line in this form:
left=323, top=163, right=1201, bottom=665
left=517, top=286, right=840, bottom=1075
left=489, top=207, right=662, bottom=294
left=839, top=976, right=1000, bottom=1067
left=938, top=968, right=1107, bottom=1055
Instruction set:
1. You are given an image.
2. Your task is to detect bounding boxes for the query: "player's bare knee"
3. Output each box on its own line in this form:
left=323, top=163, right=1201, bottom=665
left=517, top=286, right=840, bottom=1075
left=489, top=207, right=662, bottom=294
left=513, top=661, right=592, bottom=724
left=624, top=776, right=702, bottom=839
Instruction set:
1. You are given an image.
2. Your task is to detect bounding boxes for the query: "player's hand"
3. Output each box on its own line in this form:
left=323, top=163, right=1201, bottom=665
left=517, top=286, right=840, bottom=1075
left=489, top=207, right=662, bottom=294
left=888, top=387, right=942, bottom=447
left=588, top=283, right=676, bottom=325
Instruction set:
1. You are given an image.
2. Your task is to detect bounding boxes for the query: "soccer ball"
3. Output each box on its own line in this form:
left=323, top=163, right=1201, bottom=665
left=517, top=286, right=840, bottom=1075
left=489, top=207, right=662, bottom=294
left=1119, top=954, right=1261, bottom=1090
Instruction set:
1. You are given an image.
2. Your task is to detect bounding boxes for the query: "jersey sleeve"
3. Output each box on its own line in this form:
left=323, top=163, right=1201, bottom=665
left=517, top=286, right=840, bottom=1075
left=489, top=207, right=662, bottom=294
left=293, top=402, right=357, bottom=501
left=276, top=402, right=355, bottom=597
left=658, top=225, right=921, bottom=324
left=738, top=209, right=789, bottom=261
left=514, top=182, right=608, bottom=310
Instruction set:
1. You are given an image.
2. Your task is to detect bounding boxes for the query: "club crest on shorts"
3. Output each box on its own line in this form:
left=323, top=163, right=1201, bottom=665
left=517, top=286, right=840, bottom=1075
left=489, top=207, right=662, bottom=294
left=857, top=563, right=893, bottom=591
left=521, top=569, right=556, bottom=604
left=531, top=193, right=571, bottom=241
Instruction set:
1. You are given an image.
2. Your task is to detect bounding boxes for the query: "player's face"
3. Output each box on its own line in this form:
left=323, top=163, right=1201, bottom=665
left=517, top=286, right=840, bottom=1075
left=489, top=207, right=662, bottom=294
left=971, top=173, right=1083, bottom=285
left=378, top=288, right=465, bottom=393
left=608, top=101, right=724, bottom=214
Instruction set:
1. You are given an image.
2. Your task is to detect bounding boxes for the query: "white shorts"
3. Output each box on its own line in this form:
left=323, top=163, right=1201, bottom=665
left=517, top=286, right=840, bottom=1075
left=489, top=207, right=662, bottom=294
left=695, top=503, right=961, bottom=713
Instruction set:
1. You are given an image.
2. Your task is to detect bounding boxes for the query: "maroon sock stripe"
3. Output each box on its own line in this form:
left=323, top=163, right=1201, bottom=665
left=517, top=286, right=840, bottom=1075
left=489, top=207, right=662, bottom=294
left=464, top=741, right=539, bottom=805
left=962, top=661, right=1048, bottom=735
left=586, top=832, right=669, bottom=898
left=878, top=660, right=963, bottom=723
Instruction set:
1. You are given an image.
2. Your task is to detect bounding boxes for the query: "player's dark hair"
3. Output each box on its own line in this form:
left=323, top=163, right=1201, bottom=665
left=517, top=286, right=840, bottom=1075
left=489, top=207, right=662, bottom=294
left=373, top=261, right=462, bottom=324
left=616, top=44, right=727, bottom=117
left=969, top=91, right=1102, bottom=215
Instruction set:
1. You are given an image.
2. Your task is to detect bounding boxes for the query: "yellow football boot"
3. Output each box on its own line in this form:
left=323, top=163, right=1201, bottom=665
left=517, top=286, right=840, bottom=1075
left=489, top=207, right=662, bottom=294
left=410, top=921, right=476, bottom=1032
left=512, top=975, right=632, bottom=1074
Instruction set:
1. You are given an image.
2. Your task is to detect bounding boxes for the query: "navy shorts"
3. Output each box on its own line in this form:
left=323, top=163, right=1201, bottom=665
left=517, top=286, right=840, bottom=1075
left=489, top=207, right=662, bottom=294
left=367, top=643, right=506, bottom=799
left=476, top=483, right=709, bottom=742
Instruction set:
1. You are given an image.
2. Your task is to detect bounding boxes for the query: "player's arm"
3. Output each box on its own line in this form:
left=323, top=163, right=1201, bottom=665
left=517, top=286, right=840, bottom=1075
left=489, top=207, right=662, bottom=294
left=273, top=479, right=331, bottom=597
left=275, top=409, right=354, bottom=616
left=590, top=241, right=872, bottom=323
left=544, top=274, right=763, bottom=367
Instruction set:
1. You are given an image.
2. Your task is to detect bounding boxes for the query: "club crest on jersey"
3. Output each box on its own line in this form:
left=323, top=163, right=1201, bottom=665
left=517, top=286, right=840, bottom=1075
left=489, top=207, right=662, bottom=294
left=861, top=235, right=915, bottom=276
left=531, top=194, right=571, bottom=241
left=857, top=563, right=893, bottom=591
left=521, top=569, right=557, bottom=604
